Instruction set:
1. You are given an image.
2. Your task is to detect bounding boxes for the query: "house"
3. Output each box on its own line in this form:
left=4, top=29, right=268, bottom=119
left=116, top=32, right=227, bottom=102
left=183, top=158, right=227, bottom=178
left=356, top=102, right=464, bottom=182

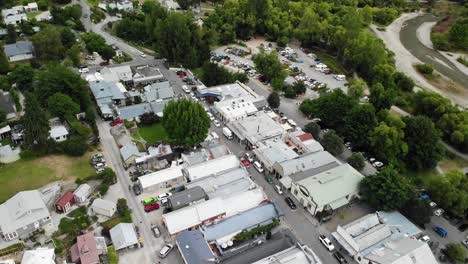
left=74, top=184, right=92, bottom=205
left=227, top=111, right=285, bottom=148
left=186, top=167, right=255, bottom=199
left=252, top=243, right=322, bottom=264
left=49, top=125, right=68, bottom=142
left=117, top=100, right=169, bottom=121
left=175, top=230, right=216, bottom=264
left=332, top=211, right=435, bottom=264
left=253, top=139, right=299, bottom=173
left=70, top=233, right=100, bottom=264
left=35, top=10, right=52, bottom=22
left=284, top=131, right=324, bottom=154
left=0, top=125, right=11, bottom=139
left=119, top=143, right=146, bottom=165
left=213, top=97, right=258, bottom=123
left=89, top=80, right=126, bottom=106
left=163, top=0, right=181, bottom=10
left=183, top=154, right=240, bottom=182
left=181, top=144, right=230, bottom=167
left=0, top=190, right=52, bottom=241
left=135, top=143, right=174, bottom=165
left=1, top=6, right=28, bottom=25
left=137, top=165, right=184, bottom=193
left=100, top=65, right=133, bottom=84
left=196, top=81, right=266, bottom=108
left=98, top=1, right=133, bottom=11
left=21, top=247, right=55, bottom=264
left=132, top=65, right=165, bottom=86
left=109, top=223, right=139, bottom=250
left=55, top=191, right=75, bottom=214
left=163, top=188, right=267, bottom=235
left=200, top=202, right=283, bottom=249
left=290, top=163, right=364, bottom=216
left=90, top=198, right=116, bottom=217
left=0, top=90, right=17, bottom=120
left=274, top=151, right=340, bottom=180
left=167, top=186, right=208, bottom=211
left=24, top=2, right=39, bottom=12
left=3, top=41, right=34, bottom=62
left=142, top=81, right=174, bottom=102
left=0, top=144, right=20, bottom=163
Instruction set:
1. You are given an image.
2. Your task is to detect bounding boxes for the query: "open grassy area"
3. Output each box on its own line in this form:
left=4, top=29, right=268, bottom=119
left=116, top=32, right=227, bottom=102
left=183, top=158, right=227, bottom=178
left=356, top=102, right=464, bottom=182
left=133, top=123, right=169, bottom=145
left=0, top=152, right=97, bottom=203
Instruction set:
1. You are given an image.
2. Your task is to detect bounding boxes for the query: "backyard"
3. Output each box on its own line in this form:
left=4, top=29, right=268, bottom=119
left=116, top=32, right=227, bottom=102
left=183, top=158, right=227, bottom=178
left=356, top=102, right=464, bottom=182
left=132, top=123, right=169, bottom=145
left=0, top=151, right=98, bottom=203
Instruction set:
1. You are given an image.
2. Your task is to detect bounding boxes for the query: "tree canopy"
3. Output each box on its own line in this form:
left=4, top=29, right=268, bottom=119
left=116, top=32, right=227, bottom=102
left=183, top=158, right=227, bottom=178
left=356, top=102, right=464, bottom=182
left=252, top=50, right=286, bottom=89
left=267, top=92, right=280, bottom=109
left=48, top=93, right=80, bottom=120
left=428, top=170, right=468, bottom=217
left=22, top=94, right=49, bottom=149
left=321, top=131, right=343, bottom=156
left=32, top=26, right=65, bottom=61
left=343, top=104, right=378, bottom=150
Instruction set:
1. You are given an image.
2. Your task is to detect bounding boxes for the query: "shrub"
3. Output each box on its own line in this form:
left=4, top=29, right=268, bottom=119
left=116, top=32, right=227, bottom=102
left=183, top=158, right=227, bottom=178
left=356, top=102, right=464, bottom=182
left=347, top=153, right=365, bottom=171
left=98, top=183, right=109, bottom=195
left=415, top=63, right=434, bottom=75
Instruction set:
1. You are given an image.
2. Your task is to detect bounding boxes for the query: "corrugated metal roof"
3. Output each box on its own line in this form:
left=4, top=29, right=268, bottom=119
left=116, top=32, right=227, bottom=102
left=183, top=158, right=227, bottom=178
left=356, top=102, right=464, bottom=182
left=175, top=230, right=216, bottom=264
left=185, top=154, right=240, bottom=182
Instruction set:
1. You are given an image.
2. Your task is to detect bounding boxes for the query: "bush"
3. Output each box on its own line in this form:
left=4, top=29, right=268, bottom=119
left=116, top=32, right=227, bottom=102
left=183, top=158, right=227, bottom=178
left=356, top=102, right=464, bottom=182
left=457, top=56, right=468, bottom=67
left=432, top=32, right=450, bottom=51
left=415, top=63, right=434, bottom=75
left=445, top=243, right=466, bottom=263
left=108, top=246, right=119, bottom=264
left=347, top=153, right=365, bottom=171
left=62, top=136, right=87, bottom=156
left=98, top=183, right=109, bottom=195
left=304, top=122, right=321, bottom=139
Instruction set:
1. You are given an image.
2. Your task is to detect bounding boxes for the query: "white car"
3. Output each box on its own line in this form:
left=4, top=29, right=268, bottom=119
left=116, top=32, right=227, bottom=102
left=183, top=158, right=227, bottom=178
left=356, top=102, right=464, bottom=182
left=158, top=192, right=172, bottom=204
left=274, top=185, right=283, bottom=195
left=159, top=244, right=173, bottom=258
left=94, top=162, right=106, bottom=169
left=207, top=112, right=215, bottom=121
left=419, top=235, right=430, bottom=243
left=429, top=201, right=437, bottom=208
left=434, top=208, right=445, bottom=216
left=96, top=167, right=105, bottom=174
left=139, top=51, right=146, bottom=58
left=253, top=161, right=264, bottom=173
left=78, top=67, right=89, bottom=73
left=245, top=152, right=254, bottom=162
left=213, top=120, right=221, bottom=127
left=182, top=85, right=191, bottom=93
left=319, top=235, right=335, bottom=251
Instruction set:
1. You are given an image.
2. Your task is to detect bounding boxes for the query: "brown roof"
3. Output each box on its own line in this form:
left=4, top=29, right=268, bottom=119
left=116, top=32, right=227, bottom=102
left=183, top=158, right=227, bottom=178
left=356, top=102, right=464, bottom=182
left=297, top=133, right=313, bottom=142
left=70, top=233, right=100, bottom=264
left=55, top=192, right=74, bottom=207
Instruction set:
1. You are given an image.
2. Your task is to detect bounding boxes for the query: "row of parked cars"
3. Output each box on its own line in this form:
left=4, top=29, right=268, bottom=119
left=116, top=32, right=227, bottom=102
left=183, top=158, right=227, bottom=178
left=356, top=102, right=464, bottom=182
left=90, top=153, right=106, bottom=174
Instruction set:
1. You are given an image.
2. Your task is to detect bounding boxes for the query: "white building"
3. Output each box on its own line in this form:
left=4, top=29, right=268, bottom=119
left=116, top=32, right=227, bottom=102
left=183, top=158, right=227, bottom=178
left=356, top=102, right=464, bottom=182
left=213, top=97, right=258, bottom=123
left=138, top=165, right=185, bottom=193
left=183, top=154, right=240, bottom=182
left=284, top=131, right=324, bottom=154
left=253, top=139, right=299, bottom=173
left=21, top=248, right=55, bottom=264
left=49, top=125, right=69, bottom=142
left=252, top=243, right=322, bottom=264
left=90, top=198, right=116, bottom=217
left=73, top=184, right=92, bottom=205
left=274, top=151, right=340, bottom=180
left=110, top=223, right=139, bottom=250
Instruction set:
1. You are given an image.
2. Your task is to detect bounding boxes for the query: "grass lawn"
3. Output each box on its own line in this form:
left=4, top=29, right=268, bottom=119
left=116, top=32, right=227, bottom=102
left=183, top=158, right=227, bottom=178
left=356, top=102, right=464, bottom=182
left=0, top=152, right=97, bottom=203
left=133, top=123, right=169, bottom=145
left=26, top=11, right=40, bottom=20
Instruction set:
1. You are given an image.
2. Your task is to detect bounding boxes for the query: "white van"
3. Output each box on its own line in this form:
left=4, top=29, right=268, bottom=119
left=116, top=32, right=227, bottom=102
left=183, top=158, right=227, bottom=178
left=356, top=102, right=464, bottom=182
left=222, top=127, right=233, bottom=140
left=315, top=63, right=327, bottom=72
left=334, top=75, right=346, bottom=81
left=253, top=161, right=264, bottom=173
left=207, top=112, right=215, bottom=121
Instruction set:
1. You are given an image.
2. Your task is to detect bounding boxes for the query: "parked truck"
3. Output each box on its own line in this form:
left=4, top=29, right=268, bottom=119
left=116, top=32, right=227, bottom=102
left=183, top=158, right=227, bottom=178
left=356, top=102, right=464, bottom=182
left=223, top=127, right=233, bottom=140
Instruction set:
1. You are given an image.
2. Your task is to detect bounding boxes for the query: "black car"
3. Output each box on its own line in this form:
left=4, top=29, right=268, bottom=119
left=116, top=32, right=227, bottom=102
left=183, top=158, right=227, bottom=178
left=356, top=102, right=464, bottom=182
left=333, top=252, right=347, bottom=264
left=132, top=184, right=142, bottom=195
left=285, top=197, right=297, bottom=210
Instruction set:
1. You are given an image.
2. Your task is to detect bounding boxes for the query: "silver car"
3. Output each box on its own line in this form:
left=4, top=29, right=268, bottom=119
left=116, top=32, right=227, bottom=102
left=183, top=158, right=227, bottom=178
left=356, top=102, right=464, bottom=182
left=159, top=244, right=173, bottom=258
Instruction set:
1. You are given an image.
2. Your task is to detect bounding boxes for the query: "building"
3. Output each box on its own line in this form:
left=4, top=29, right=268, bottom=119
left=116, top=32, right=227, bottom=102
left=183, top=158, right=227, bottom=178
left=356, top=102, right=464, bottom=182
left=253, top=139, right=299, bottom=173
left=142, top=81, right=174, bottom=102
left=1, top=6, right=28, bottom=25
left=274, top=151, right=340, bottom=180
left=3, top=41, right=34, bottom=61
left=135, top=143, right=174, bottom=165
left=90, top=198, right=117, bottom=217
left=89, top=80, right=126, bottom=106
left=252, top=243, right=322, bottom=264
left=284, top=131, right=324, bottom=154
left=98, top=1, right=133, bottom=11
left=290, top=163, right=364, bottom=215
left=186, top=167, right=255, bottom=199
left=70, top=233, right=100, bottom=264
left=55, top=192, right=75, bottom=214
left=110, top=223, right=139, bottom=250
left=21, top=248, right=55, bottom=264
left=195, top=81, right=266, bottom=108
left=332, top=211, right=435, bottom=264
left=0, top=144, right=20, bottom=163
left=49, top=125, right=69, bottom=142
left=74, top=184, right=92, bottom=205
left=132, top=65, right=165, bottom=86
left=175, top=230, right=216, bottom=264
left=163, top=0, right=181, bottom=10
left=167, top=186, right=208, bottom=211
left=0, top=125, right=11, bottom=139
left=227, top=111, right=284, bottom=148
left=0, top=190, right=51, bottom=241
left=163, top=189, right=267, bottom=235
left=183, top=154, right=240, bottom=182
left=138, top=165, right=184, bottom=193
left=200, top=202, right=283, bottom=248
left=181, top=144, right=230, bottom=167
left=117, top=100, right=169, bottom=121
left=213, top=97, right=258, bottom=123
left=100, top=65, right=133, bottom=84
left=0, top=90, right=17, bottom=120
left=24, top=2, right=38, bottom=12
left=119, top=143, right=145, bottom=165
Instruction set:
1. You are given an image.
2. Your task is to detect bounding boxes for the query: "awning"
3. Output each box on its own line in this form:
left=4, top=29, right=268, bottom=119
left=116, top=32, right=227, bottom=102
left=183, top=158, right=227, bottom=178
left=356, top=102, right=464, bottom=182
left=279, top=176, right=292, bottom=189
left=329, top=197, right=349, bottom=210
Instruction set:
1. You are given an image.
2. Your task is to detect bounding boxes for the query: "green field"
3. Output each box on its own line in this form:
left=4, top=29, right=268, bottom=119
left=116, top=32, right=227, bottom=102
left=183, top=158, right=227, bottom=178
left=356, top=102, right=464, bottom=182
left=134, top=123, right=169, bottom=145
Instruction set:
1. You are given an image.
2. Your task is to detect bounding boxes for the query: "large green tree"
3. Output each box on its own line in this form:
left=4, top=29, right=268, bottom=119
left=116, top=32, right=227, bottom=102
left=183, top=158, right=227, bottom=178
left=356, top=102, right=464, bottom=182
left=48, top=93, right=80, bottom=120
left=369, top=82, right=395, bottom=112
left=32, top=26, right=65, bottom=61
left=321, top=130, right=344, bottom=156
left=267, top=92, right=280, bottom=109
left=0, top=43, right=10, bottom=74
left=360, top=167, right=413, bottom=211
left=9, top=65, right=35, bottom=92
left=446, top=243, right=467, bottom=263
left=304, top=122, right=321, bottom=139
left=253, top=50, right=287, bottom=89
left=343, top=104, right=378, bottom=150
left=22, top=94, right=49, bottom=149
left=347, top=78, right=366, bottom=100
left=162, top=99, right=211, bottom=146
left=370, top=120, right=408, bottom=164
left=401, top=197, right=432, bottom=226
left=428, top=170, right=468, bottom=217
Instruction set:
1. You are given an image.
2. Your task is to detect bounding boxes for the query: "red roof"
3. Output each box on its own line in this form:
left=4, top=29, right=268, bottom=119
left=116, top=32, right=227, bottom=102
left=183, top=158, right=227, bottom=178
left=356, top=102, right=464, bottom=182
left=56, top=191, right=74, bottom=207
left=297, top=133, right=313, bottom=142
left=71, top=233, right=99, bottom=264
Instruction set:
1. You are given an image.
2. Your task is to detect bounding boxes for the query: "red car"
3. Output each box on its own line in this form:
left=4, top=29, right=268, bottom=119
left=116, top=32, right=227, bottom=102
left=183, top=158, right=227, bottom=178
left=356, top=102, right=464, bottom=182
left=110, top=119, right=123, bottom=126
left=144, top=203, right=160, bottom=212
left=241, top=158, right=251, bottom=168
left=324, top=68, right=332, bottom=75
left=179, top=73, right=187, bottom=78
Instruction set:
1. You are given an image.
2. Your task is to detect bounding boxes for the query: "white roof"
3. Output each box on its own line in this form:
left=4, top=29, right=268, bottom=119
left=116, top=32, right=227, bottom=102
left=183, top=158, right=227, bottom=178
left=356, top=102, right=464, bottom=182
left=0, top=125, right=11, bottom=134
left=91, top=198, right=116, bottom=211
left=227, top=111, right=284, bottom=144
left=21, top=248, right=55, bottom=264
left=74, top=184, right=91, bottom=198
left=253, top=140, right=298, bottom=170
left=110, top=223, right=138, bottom=250
left=49, top=125, right=68, bottom=138
left=252, top=244, right=322, bottom=264
left=365, top=237, right=438, bottom=264
left=185, top=154, right=240, bottom=181
left=138, top=165, right=183, bottom=190
left=214, top=97, right=258, bottom=121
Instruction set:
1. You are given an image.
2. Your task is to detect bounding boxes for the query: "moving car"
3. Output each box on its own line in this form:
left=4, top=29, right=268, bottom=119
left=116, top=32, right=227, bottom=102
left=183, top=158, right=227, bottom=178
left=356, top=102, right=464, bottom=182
left=274, top=185, right=283, bottom=195
left=144, top=203, right=160, bottom=212
left=333, top=252, right=347, bottom=264
left=78, top=66, right=89, bottom=73
left=159, top=244, right=174, bottom=258
left=213, top=120, right=221, bottom=127
left=264, top=175, right=273, bottom=184
left=433, top=226, right=447, bottom=237
left=319, top=235, right=335, bottom=251
left=285, top=197, right=296, bottom=210
left=241, top=158, right=251, bottom=168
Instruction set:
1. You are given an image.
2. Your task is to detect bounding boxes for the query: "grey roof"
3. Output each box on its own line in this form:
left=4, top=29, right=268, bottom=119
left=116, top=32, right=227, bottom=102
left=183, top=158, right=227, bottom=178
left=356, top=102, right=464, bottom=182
left=0, top=90, right=16, bottom=114
left=91, top=198, right=116, bottom=212
left=143, top=82, right=174, bottom=102
left=201, top=203, right=283, bottom=242
left=110, top=223, right=138, bottom=250
left=175, top=230, right=216, bottom=264
left=227, top=111, right=284, bottom=144
left=119, top=143, right=144, bottom=161
left=0, top=190, right=50, bottom=234
left=89, top=81, right=125, bottom=105
left=0, top=144, right=17, bottom=158
left=275, top=151, right=340, bottom=179
left=4, top=41, right=33, bottom=57
left=0, top=29, right=7, bottom=36
left=364, top=237, right=437, bottom=264
left=253, top=140, right=299, bottom=171
left=168, top=186, right=207, bottom=210
left=252, top=244, right=322, bottom=264
left=118, top=100, right=170, bottom=120
left=133, top=65, right=163, bottom=79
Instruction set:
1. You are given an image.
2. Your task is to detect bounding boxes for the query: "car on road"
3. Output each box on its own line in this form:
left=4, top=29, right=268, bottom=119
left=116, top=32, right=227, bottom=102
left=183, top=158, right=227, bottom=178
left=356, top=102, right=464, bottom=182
left=434, top=208, right=445, bottom=217
left=144, top=203, right=160, bottom=212
left=253, top=161, right=264, bottom=173
left=151, top=225, right=161, bottom=237
left=462, top=239, right=468, bottom=249
left=264, top=175, right=273, bottom=184
left=159, top=244, right=174, bottom=258
left=319, top=235, right=335, bottom=251
left=418, top=235, right=430, bottom=243
left=182, top=85, right=191, bottom=93
left=213, top=120, right=221, bottom=127
left=245, top=152, right=254, bottom=162
left=241, top=158, right=251, bottom=168
left=142, top=197, right=157, bottom=206
left=285, top=197, right=296, bottom=210
left=132, top=184, right=141, bottom=195
left=274, top=185, right=283, bottom=195
left=207, top=112, right=215, bottom=121
left=78, top=66, right=89, bottom=73
left=333, top=251, right=347, bottom=264
left=110, top=119, right=123, bottom=126
left=429, top=201, right=437, bottom=208
left=433, top=226, right=447, bottom=237
left=139, top=51, right=146, bottom=58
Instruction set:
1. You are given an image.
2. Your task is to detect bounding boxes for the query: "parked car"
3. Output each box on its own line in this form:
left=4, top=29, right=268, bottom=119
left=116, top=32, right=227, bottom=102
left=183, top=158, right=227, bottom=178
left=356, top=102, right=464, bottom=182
left=274, top=185, right=283, bottom=195
left=78, top=66, right=89, bottom=73
left=433, top=226, right=447, bottom=237
left=207, top=112, right=215, bottom=121
left=151, top=225, right=161, bottom=237
left=434, top=208, right=445, bottom=217
left=462, top=239, right=468, bottom=249
left=253, top=161, right=264, bottom=173
left=132, top=184, right=141, bottom=195
left=159, top=244, right=174, bottom=258
left=96, top=167, right=105, bottom=174
left=344, top=142, right=352, bottom=150
left=213, top=120, right=221, bottom=127
left=319, top=235, right=335, bottom=251
left=285, top=197, right=297, bottom=210
left=139, top=51, right=146, bottom=58
left=142, top=197, right=158, bottom=206
left=419, top=235, right=431, bottom=243
left=182, top=85, right=191, bottom=93
left=158, top=192, right=172, bottom=204
left=110, top=119, right=123, bottom=126
left=245, top=152, right=254, bottom=162
left=94, top=162, right=105, bottom=169
left=144, top=203, right=160, bottom=212
left=429, top=202, right=437, bottom=208
left=264, top=175, right=273, bottom=184
left=333, top=251, right=347, bottom=264
left=241, top=158, right=251, bottom=168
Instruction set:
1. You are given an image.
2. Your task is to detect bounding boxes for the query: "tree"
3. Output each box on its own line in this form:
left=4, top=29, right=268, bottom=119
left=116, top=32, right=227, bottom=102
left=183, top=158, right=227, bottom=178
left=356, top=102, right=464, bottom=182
left=162, top=99, right=211, bottom=146
left=140, top=112, right=160, bottom=125
left=81, top=32, right=107, bottom=53
left=448, top=18, right=468, bottom=51
left=404, top=116, right=443, bottom=170
left=369, top=82, right=395, bottom=112
left=304, top=122, right=321, bottom=139
left=428, top=170, right=468, bottom=217
left=199, top=62, right=247, bottom=86
left=0, top=43, right=10, bottom=74
left=22, top=94, right=49, bottom=149
left=67, top=44, right=81, bottom=68
left=343, top=104, right=378, bottom=150
left=393, top=72, right=415, bottom=92
left=9, top=64, right=34, bottom=92
left=0, top=110, right=6, bottom=123
left=48, top=93, right=80, bottom=120
left=293, top=81, right=306, bottom=95
left=100, top=45, right=115, bottom=62
left=62, top=136, right=87, bottom=156
left=61, top=27, right=76, bottom=48
left=370, top=121, right=407, bottom=164
left=347, top=153, right=365, bottom=171
left=32, top=26, right=65, bottom=61
left=347, top=78, right=366, bottom=100
left=401, top=197, right=432, bottom=226
left=360, top=167, right=413, bottom=211
left=446, top=243, right=466, bottom=263
left=267, top=92, right=280, bottom=109
left=252, top=50, right=286, bottom=88
left=321, top=131, right=344, bottom=156
left=116, top=198, right=129, bottom=216
left=6, top=24, right=16, bottom=44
